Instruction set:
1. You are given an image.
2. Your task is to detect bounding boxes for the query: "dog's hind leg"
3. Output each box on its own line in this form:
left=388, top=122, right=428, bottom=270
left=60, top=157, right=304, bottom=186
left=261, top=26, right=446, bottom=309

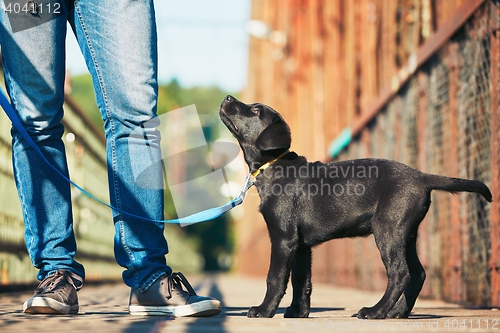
left=356, top=223, right=411, bottom=319
left=386, top=233, right=426, bottom=318
left=284, top=244, right=312, bottom=318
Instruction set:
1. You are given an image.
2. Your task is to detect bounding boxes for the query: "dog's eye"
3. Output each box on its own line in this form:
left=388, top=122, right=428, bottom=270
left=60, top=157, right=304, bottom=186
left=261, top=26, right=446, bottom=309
left=251, top=106, right=260, bottom=115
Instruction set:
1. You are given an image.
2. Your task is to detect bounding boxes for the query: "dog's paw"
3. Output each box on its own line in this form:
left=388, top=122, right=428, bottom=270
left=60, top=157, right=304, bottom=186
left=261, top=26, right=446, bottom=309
left=355, top=307, right=386, bottom=319
left=386, top=311, right=410, bottom=319
left=284, top=304, right=310, bottom=318
left=385, top=295, right=411, bottom=318
left=247, top=306, right=260, bottom=318
left=386, top=305, right=410, bottom=319
left=247, top=306, right=275, bottom=318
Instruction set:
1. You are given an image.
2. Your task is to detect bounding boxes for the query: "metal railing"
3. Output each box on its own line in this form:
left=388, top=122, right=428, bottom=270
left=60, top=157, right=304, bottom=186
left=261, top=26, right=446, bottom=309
left=0, top=89, right=122, bottom=285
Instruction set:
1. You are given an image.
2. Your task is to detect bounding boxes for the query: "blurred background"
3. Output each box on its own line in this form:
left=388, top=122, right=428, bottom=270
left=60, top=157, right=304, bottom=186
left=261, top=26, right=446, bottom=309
left=1, top=0, right=499, bottom=309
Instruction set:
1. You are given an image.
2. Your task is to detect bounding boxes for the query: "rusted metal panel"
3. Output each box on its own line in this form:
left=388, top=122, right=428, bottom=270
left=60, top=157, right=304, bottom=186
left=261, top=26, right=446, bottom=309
left=359, top=0, right=380, bottom=112
left=447, top=41, right=463, bottom=303
left=393, top=96, right=403, bottom=161
left=350, top=0, right=486, bottom=138
left=311, top=0, right=326, bottom=161
left=322, top=0, right=343, bottom=139
left=489, top=0, right=500, bottom=307
left=417, top=70, right=432, bottom=298
left=378, top=1, right=399, bottom=94
left=312, top=244, right=328, bottom=283
left=343, top=0, right=358, bottom=127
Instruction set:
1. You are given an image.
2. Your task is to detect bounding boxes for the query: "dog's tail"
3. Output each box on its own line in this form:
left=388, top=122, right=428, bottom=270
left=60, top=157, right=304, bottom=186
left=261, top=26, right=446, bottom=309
left=423, top=174, right=492, bottom=202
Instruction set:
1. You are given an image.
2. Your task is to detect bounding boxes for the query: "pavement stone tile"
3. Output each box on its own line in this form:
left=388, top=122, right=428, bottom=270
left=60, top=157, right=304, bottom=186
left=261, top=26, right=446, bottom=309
left=1, top=274, right=499, bottom=333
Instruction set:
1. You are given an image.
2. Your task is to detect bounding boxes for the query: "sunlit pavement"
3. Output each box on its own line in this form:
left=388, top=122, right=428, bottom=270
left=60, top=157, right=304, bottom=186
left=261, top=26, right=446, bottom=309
left=1, top=274, right=499, bottom=333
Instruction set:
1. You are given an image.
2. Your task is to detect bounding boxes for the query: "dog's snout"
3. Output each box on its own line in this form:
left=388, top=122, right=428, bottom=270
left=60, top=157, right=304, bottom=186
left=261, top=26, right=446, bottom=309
left=221, top=95, right=235, bottom=108
left=221, top=95, right=237, bottom=114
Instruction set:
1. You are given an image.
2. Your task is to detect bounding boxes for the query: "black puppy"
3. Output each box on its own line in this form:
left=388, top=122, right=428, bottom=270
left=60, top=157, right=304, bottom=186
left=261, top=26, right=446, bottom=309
left=219, top=95, right=492, bottom=319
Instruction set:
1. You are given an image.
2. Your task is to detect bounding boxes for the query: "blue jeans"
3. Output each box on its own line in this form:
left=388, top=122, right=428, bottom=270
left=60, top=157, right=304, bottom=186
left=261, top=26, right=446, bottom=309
left=0, top=0, right=172, bottom=291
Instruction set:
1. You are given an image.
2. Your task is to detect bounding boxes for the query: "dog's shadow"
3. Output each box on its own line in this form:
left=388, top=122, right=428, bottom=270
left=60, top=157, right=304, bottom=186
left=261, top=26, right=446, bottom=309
left=222, top=306, right=345, bottom=317
left=408, top=313, right=449, bottom=320
left=308, top=307, right=345, bottom=314
left=349, top=312, right=449, bottom=320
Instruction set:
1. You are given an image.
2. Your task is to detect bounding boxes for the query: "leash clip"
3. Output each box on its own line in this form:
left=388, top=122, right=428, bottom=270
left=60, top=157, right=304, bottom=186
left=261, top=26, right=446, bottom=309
left=235, top=173, right=255, bottom=201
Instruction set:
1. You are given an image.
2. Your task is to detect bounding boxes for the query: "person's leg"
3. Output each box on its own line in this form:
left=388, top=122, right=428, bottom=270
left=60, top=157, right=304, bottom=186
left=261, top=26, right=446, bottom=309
left=0, top=3, right=85, bottom=283
left=69, top=1, right=221, bottom=316
left=1, top=2, right=84, bottom=315
left=69, top=0, right=170, bottom=290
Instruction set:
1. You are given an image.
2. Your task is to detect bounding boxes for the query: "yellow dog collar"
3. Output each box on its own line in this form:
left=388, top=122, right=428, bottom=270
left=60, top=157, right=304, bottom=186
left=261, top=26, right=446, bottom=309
left=251, top=150, right=290, bottom=179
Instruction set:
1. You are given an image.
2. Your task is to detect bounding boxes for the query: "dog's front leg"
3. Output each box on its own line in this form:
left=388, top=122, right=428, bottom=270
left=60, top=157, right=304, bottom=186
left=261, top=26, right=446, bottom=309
left=285, top=244, right=312, bottom=318
left=248, top=241, right=297, bottom=318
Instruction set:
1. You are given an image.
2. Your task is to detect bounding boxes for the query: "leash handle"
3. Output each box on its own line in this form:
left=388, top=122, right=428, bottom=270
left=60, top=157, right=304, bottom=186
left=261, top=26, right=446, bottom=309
left=0, top=89, right=248, bottom=224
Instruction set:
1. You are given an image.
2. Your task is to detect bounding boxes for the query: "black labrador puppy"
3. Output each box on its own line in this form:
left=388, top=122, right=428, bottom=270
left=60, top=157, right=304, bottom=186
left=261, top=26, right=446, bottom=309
left=219, top=95, right=492, bottom=319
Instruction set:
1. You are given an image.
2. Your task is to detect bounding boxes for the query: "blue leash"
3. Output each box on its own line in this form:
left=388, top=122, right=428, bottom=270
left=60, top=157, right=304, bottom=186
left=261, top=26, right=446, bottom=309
left=0, top=89, right=252, bottom=224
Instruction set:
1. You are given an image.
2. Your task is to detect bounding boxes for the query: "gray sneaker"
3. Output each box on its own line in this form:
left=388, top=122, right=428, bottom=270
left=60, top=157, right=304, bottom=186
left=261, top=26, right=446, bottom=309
left=129, top=272, right=222, bottom=317
left=23, top=269, right=83, bottom=315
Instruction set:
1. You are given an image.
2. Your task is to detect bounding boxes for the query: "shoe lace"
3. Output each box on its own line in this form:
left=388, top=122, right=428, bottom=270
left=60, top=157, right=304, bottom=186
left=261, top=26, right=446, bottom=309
left=165, top=272, right=197, bottom=299
left=34, top=270, right=84, bottom=295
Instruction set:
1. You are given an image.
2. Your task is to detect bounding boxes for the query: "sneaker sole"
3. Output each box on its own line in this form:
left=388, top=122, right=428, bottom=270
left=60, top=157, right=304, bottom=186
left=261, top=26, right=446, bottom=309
left=23, top=297, right=79, bottom=315
left=129, top=299, right=222, bottom=317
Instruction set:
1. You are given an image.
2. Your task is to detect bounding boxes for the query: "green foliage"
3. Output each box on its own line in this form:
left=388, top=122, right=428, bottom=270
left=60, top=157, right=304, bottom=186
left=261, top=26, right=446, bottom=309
left=69, top=74, right=239, bottom=272
left=71, top=74, right=238, bottom=132
left=157, top=78, right=238, bottom=115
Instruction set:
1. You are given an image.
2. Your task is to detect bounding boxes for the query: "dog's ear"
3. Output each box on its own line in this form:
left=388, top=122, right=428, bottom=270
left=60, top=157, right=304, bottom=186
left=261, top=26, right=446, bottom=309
left=255, top=120, right=291, bottom=151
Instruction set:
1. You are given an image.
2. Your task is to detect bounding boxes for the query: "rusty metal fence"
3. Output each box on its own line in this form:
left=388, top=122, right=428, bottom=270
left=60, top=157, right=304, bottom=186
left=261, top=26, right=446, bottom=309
left=319, top=3, right=500, bottom=306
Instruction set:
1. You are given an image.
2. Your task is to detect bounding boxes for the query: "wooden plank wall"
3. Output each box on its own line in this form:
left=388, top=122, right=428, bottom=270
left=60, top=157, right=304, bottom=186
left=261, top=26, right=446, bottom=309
left=243, top=0, right=465, bottom=157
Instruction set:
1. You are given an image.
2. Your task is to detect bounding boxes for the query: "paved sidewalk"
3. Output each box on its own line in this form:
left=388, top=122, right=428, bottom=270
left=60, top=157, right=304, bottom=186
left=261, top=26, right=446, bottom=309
left=1, top=274, right=499, bottom=332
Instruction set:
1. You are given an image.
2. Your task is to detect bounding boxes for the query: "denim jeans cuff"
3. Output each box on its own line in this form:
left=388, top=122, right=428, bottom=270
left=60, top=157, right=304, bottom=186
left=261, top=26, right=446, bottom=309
left=137, top=269, right=170, bottom=293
